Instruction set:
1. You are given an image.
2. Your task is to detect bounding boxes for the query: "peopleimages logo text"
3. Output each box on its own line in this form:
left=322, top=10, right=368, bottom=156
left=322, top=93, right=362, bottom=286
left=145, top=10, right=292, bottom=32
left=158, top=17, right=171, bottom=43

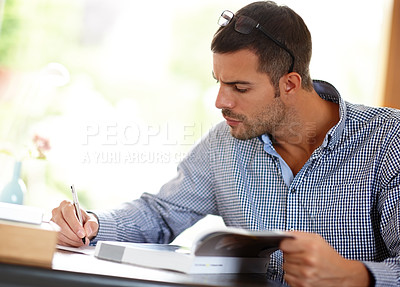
left=80, top=121, right=215, bottom=164
left=82, top=122, right=213, bottom=146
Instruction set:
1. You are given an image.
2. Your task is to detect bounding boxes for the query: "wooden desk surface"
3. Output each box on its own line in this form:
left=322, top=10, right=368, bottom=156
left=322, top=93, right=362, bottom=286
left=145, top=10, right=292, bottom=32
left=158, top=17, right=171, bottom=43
left=0, top=250, right=283, bottom=287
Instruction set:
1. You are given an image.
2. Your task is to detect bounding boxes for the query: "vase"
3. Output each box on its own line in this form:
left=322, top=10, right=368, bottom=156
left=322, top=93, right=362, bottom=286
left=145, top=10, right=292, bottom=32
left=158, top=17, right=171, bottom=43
left=0, top=161, right=27, bottom=205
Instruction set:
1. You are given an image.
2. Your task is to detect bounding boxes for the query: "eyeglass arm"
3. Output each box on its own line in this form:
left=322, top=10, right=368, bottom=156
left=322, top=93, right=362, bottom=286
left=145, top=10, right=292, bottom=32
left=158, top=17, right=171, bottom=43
left=256, top=24, right=295, bottom=73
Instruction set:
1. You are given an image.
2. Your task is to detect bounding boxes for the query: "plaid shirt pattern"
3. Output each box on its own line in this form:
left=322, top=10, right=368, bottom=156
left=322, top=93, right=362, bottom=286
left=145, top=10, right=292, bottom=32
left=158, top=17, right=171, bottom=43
left=94, top=81, right=400, bottom=286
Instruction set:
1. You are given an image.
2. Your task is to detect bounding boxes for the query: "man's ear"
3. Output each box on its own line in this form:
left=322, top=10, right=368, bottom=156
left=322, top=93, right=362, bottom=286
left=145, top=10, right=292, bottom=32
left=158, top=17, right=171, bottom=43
left=280, top=73, right=302, bottom=95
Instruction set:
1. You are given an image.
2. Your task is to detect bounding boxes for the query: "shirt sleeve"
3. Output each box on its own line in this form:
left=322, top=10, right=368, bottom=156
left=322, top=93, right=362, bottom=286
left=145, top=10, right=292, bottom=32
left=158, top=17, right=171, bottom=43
left=362, top=184, right=400, bottom=286
left=90, top=127, right=219, bottom=245
left=363, top=131, right=400, bottom=286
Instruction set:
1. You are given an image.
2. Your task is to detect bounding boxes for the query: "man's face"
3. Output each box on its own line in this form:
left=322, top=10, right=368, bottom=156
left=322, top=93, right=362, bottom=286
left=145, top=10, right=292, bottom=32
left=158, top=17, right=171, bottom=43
left=213, top=49, right=289, bottom=140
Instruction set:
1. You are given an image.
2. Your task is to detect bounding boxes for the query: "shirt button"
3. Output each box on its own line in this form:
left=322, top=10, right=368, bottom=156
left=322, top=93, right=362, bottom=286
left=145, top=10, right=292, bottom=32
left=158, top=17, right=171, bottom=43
left=290, top=188, right=296, bottom=193
left=289, top=228, right=295, bottom=231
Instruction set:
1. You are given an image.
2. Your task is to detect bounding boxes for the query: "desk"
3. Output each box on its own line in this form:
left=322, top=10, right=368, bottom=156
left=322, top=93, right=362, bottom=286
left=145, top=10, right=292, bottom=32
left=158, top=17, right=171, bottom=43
left=0, top=250, right=283, bottom=287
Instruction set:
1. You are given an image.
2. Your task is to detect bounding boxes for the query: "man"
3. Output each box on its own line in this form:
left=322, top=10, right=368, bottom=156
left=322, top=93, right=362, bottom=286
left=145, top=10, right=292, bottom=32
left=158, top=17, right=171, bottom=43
left=51, top=1, right=400, bottom=286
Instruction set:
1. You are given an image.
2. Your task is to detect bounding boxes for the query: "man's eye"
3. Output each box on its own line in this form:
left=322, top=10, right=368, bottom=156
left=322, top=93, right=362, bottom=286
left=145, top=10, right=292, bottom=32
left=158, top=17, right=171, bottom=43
left=235, top=86, right=248, bottom=93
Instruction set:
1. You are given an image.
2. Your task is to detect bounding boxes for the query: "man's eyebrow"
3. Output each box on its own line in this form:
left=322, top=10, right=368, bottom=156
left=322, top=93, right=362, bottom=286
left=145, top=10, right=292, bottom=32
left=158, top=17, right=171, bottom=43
left=221, top=80, right=252, bottom=85
left=211, top=71, right=252, bottom=85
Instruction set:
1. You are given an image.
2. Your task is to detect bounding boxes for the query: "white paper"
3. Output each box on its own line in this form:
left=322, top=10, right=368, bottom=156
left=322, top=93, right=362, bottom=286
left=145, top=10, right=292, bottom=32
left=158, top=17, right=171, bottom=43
left=57, top=244, right=96, bottom=255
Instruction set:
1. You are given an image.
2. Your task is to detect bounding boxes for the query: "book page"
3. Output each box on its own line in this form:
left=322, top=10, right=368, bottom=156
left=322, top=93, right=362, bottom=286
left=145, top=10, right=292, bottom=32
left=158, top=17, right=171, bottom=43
left=193, top=228, right=290, bottom=257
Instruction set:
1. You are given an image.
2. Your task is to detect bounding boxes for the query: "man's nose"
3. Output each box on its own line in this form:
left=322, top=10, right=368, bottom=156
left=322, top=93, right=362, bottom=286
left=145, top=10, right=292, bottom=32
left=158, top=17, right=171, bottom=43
left=215, top=86, right=235, bottom=110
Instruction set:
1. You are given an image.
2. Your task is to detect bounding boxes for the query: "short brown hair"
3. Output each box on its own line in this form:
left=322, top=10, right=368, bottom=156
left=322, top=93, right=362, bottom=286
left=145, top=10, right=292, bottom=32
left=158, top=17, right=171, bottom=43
left=211, top=1, right=313, bottom=91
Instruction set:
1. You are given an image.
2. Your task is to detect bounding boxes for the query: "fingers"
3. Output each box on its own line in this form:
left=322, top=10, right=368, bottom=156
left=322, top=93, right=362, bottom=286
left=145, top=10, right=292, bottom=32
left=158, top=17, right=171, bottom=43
left=279, top=231, right=365, bottom=287
left=57, top=229, right=88, bottom=247
left=82, top=212, right=99, bottom=240
left=281, top=237, right=319, bottom=285
left=51, top=200, right=91, bottom=247
left=280, top=231, right=317, bottom=253
left=283, top=254, right=318, bottom=278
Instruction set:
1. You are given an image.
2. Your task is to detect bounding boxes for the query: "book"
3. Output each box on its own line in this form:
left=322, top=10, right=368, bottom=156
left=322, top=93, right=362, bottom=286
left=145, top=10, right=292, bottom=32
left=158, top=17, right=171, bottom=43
left=0, top=204, right=59, bottom=268
left=94, top=227, right=291, bottom=274
left=0, top=202, right=43, bottom=224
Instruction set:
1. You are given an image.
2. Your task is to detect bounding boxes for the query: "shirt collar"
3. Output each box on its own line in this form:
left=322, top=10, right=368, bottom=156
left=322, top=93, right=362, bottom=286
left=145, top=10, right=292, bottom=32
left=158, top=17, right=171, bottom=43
left=259, top=80, right=346, bottom=150
left=313, top=80, right=346, bottom=149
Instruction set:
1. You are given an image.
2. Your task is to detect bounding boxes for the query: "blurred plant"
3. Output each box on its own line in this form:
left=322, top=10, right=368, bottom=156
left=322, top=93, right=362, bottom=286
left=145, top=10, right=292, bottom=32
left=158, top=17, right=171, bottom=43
left=0, top=133, right=51, bottom=160
left=31, top=134, right=51, bottom=159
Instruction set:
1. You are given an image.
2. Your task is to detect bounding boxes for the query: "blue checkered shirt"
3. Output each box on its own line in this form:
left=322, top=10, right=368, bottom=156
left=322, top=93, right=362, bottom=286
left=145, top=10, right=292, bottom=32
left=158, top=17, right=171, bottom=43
left=93, top=81, right=400, bottom=286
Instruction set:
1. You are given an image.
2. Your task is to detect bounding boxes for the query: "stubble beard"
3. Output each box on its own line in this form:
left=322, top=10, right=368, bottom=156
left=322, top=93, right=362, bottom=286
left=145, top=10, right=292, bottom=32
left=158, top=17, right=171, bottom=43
left=223, top=96, right=294, bottom=141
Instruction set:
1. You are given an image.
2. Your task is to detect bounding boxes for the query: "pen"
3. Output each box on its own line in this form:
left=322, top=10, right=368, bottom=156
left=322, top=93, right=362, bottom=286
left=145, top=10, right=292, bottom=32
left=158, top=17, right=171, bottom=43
left=71, top=184, right=86, bottom=244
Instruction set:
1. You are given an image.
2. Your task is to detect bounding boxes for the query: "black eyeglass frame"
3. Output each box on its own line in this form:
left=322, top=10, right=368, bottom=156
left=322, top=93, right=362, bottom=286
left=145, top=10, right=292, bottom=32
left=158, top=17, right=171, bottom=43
left=218, top=10, right=295, bottom=74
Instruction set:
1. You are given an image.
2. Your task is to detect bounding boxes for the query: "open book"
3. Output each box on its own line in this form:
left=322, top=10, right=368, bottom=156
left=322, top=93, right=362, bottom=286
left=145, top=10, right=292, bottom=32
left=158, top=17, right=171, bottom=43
left=94, top=227, right=291, bottom=274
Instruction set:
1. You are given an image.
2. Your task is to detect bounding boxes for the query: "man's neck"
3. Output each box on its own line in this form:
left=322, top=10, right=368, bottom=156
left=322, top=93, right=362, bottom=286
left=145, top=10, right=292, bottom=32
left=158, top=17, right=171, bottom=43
left=272, top=90, right=340, bottom=176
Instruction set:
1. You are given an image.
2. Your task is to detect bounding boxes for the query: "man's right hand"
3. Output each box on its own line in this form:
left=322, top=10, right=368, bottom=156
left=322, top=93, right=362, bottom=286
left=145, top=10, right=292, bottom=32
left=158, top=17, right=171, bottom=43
left=51, top=200, right=99, bottom=247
